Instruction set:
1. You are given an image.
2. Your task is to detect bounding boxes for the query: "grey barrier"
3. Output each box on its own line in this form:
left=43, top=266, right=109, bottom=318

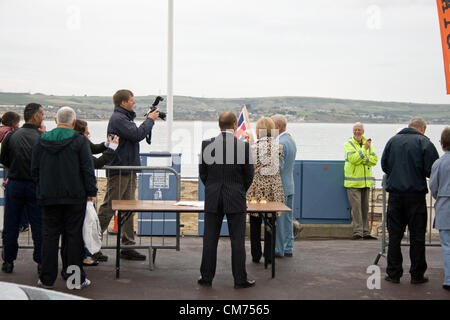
left=373, top=175, right=441, bottom=266
left=0, top=165, right=182, bottom=271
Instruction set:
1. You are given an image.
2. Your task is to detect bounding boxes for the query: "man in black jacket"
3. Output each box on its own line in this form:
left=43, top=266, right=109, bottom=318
left=381, top=117, right=439, bottom=285
left=96, top=89, right=159, bottom=262
left=0, top=103, right=44, bottom=274
left=31, top=106, right=97, bottom=289
left=198, top=112, right=255, bottom=289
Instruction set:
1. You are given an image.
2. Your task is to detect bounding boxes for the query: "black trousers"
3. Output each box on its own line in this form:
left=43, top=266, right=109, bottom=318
left=40, top=203, right=86, bottom=286
left=386, top=194, right=428, bottom=280
left=200, top=209, right=247, bottom=285
left=249, top=215, right=272, bottom=262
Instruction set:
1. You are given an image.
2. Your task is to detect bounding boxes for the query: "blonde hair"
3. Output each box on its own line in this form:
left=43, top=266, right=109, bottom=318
left=256, top=117, right=276, bottom=138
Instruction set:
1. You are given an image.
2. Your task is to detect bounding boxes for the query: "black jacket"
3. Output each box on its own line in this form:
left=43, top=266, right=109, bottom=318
left=199, top=132, right=254, bottom=214
left=89, top=140, right=114, bottom=169
left=31, top=130, right=97, bottom=206
left=107, top=106, right=154, bottom=175
left=0, top=123, right=41, bottom=181
left=381, top=128, right=439, bottom=194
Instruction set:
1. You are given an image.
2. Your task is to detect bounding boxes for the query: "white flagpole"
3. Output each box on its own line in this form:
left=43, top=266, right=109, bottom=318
left=167, top=0, right=174, bottom=152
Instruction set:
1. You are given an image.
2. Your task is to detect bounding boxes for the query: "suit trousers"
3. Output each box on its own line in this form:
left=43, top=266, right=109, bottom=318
left=386, top=194, right=427, bottom=280
left=275, top=194, right=294, bottom=257
left=200, top=211, right=247, bottom=284
left=347, top=187, right=370, bottom=237
left=40, top=203, right=86, bottom=286
left=439, top=230, right=450, bottom=286
left=98, top=173, right=136, bottom=245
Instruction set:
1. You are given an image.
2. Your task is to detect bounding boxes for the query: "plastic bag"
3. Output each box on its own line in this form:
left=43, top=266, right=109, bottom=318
left=82, top=201, right=102, bottom=255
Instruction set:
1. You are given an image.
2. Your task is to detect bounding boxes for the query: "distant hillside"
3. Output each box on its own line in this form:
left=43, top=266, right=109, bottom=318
left=1, top=92, right=450, bottom=123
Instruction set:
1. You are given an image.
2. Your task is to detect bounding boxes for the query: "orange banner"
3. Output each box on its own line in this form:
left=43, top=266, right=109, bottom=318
left=437, top=0, right=450, bottom=94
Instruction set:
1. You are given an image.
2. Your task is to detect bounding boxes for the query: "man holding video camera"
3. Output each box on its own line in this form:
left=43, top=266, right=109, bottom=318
left=95, top=89, right=159, bottom=262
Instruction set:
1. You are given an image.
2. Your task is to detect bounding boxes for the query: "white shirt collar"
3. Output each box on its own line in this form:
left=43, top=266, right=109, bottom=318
left=221, top=130, right=235, bottom=135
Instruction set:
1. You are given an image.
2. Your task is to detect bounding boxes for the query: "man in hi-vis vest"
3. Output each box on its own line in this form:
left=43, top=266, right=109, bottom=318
left=344, top=122, right=378, bottom=240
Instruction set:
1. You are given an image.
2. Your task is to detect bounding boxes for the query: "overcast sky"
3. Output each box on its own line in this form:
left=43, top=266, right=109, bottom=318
left=0, top=0, right=448, bottom=104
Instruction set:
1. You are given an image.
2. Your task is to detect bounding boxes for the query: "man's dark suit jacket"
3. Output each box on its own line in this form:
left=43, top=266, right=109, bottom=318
left=199, top=132, right=254, bottom=214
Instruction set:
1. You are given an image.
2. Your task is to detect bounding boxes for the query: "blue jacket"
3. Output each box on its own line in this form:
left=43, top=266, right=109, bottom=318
left=107, top=106, right=155, bottom=175
left=278, top=132, right=297, bottom=196
left=429, top=151, right=450, bottom=230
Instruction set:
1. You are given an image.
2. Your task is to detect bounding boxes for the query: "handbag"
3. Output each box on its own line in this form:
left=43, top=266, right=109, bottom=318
left=82, top=201, right=102, bottom=255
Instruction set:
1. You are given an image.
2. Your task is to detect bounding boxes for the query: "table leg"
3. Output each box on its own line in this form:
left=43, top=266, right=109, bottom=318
left=271, top=213, right=276, bottom=278
left=115, top=210, right=121, bottom=279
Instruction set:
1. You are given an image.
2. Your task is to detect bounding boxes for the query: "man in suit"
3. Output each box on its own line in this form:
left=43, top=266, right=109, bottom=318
left=271, top=114, right=298, bottom=258
left=198, top=111, right=255, bottom=289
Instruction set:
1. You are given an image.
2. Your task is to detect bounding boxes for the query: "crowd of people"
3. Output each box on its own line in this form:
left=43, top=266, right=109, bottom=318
left=0, top=90, right=449, bottom=293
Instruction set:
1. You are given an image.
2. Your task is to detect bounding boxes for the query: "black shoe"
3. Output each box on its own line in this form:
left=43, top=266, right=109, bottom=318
left=384, top=275, right=400, bottom=284
left=411, top=276, right=429, bottom=284
left=234, top=280, right=256, bottom=289
left=83, top=257, right=99, bottom=266
left=443, top=285, right=450, bottom=291
left=1, top=262, right=13, bottom=273
left=90, top=251, right=108, bottom=262
left=120, top=249, right=146, bottom=261
left=61, top=269, right=69, bottom=281
left=252, top=259, right=260, bottom=263
left=197, top=277, right=212, bottom=287
left=363, top=235, right=378, bottom=240
left=352, top=235, right=362, bottom=240
left=284, top=253, right=293, bottom=257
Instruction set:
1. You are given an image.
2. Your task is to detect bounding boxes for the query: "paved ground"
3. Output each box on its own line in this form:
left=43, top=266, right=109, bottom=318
left=0, top=236, right=449, bottom=300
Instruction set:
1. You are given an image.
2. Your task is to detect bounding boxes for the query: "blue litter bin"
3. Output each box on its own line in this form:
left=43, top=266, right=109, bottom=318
left=198, top=179, right=229, bottom=236
left=137, top=152, right=181, bottom=236
left=294, top=160, right=351, bottom=224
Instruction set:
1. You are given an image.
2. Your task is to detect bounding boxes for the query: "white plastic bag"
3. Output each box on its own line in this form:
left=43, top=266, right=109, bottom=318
left=82, top=201, right=102, bottom=255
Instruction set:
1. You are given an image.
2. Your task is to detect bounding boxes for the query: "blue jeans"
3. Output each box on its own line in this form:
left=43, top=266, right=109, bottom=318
left=439, top=230, right=450, bottom=286
left=2, top=180, right=42, bottom=264
left=275, top=194, right=294, bottom=257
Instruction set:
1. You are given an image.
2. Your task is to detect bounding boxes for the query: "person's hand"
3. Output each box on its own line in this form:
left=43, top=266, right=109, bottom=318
left=364, top=138, right=372, bottom=150
left=87, top=197, right=96, bottom=203
left=247, top=132, right=255, bottom=144
left=147, top=108, right=159, bottom=121
left=107, top=135, right=119, bottom=144
left=38, top=124, right=46, bottom=133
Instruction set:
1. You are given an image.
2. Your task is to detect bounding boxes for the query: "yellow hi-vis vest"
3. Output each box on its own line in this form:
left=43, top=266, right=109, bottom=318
left=344, top=136, right=378, bottom=188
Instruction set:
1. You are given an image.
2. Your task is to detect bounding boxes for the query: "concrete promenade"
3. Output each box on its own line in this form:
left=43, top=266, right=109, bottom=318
left=0, top=236, right=449, bottom=300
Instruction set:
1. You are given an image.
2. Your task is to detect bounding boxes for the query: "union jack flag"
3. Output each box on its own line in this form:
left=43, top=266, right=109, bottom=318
left=235, top=105, right=251, bottom=141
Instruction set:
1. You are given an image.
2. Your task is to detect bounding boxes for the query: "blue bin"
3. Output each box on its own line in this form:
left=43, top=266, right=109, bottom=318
left=294, top=160, right=351, bottom=224
left=137, top=153, right=181, bottom=236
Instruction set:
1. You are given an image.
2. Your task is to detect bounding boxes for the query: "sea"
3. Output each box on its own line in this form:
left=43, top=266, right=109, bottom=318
left=43, top=120, right=449, bottom=183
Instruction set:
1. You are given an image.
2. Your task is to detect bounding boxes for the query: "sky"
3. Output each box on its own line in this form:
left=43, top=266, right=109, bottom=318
left=0, top=0, right=449, bottom=104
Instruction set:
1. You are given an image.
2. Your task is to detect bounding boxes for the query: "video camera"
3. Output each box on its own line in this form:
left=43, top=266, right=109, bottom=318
left=145, top=96, right=166, bottom=120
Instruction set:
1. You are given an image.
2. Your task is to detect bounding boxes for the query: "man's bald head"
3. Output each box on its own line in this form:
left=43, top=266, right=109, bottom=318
left=219, top=112, right=237, bottom=130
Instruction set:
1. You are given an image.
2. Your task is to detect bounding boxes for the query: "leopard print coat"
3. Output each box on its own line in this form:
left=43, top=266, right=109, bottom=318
left=246, top=137, right=285, bottom=217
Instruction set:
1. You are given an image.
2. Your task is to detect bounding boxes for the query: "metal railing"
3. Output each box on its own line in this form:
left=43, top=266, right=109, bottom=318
left=0, top=165, right=182, bottom=270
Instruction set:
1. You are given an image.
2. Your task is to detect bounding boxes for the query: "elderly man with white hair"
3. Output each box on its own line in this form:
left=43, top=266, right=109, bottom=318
left=344, top=122, right=378, bottom=240
left=271, top=114, right=298, bottom=258
left=31, top=106, right=97, bottom=289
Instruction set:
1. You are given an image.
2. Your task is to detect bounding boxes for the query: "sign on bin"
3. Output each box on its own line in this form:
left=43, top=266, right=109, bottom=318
left=137, top=153, right=181, bottom=236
